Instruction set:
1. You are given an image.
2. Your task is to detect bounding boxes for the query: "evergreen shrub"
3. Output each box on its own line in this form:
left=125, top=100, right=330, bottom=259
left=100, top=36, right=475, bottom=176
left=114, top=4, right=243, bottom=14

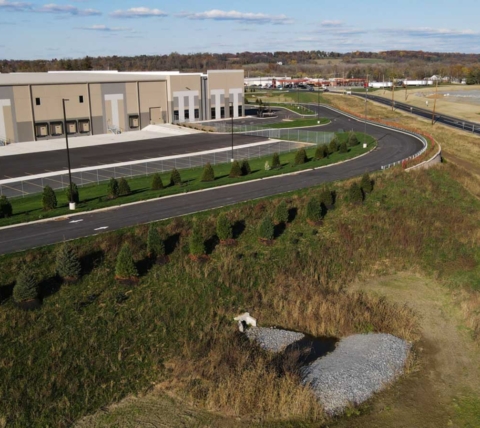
left=115, top=244, right=138, bottom=280
left=42, top=186, right=57, bottom=210
left=151, top=173, right=164, bottom=190
left=55, top=242, right=81, bottom=280
left=200, top=163, right=215, bottom=182
left=0, top=195, right=12, bottom=218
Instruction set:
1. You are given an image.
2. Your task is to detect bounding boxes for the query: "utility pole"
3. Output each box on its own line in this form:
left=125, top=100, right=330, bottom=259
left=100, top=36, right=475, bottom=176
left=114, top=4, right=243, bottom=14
left=62, top=99, right=75, bottom=210
left=431, top=79, right=438, bottom=125
left=391, top=76, right=395, bottom=111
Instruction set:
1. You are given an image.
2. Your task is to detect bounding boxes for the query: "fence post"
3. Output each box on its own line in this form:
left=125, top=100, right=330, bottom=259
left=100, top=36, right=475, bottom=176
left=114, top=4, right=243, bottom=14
left=97, top=170, right=99, bottom=184
left=21, top=180, right=24, bottom=198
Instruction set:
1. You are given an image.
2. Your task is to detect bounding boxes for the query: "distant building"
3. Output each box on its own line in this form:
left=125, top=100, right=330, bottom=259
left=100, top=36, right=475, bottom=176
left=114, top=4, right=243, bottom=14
left=0, top=70, right=244, bottom=144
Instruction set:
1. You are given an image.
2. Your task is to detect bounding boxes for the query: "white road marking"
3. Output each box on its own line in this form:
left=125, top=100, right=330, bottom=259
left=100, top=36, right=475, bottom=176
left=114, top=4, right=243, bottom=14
left=94, top=226, right=109, bottom=231
left=69, top=219, right=84, bottom=224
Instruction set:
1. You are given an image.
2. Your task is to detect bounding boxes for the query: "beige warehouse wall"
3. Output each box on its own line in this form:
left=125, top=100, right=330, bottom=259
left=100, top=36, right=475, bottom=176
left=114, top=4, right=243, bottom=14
left=13, top=86, right=32, bottom=123
left=89, top=83, right=103, bottom=117
left=207, top=70, right=244, bottom=91
left=31, top=84, right=90, bottom=121
left=139, top=81, right=168, bottom=124
left=126, top=82, right=138, bottom=115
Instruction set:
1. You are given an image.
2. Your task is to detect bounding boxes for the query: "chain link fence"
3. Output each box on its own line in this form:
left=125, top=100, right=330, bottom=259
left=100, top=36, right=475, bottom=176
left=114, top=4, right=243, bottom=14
left=0, top=140, right=304, bottom=199
left=203, top=122, right=336, bottom=145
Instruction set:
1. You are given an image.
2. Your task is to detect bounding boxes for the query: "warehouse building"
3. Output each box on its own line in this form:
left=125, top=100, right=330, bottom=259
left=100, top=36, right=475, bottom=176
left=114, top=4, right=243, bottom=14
left=0, top=70, right=244, bottom=144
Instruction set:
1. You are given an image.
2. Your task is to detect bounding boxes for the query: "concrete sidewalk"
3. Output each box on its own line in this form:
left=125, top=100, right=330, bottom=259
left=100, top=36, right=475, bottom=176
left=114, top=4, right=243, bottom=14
left=0, top=124, right=202, bottom=157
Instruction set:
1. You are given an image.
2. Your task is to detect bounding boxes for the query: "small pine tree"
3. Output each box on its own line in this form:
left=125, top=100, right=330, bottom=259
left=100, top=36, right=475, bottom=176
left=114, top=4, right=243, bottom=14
left=314, top=144, right=328, bottom=160
left=107, top=178, right=119, bottom=199
left=339, top=142, right=348, bottom=153
left=258, top=216, right=274, bottom=240
left=274, top=200, right=289, bottom=225
left=328, top=137, right=338, bottom=154
left=42, top=185, right=57, bottom=210
left=241, top=160, right=251, bottom=176
left=13, top=268, right=38, bottom=303
left=272, top=152, right=281, bottom=169
left=200, top=163, right=215, bottom=182
left=360, top=172, right=373, bottom=193
left=294, top=147, right=307, bottom=165
left=169, top=168, right=182, bottom=186
left=151, top=173, right=164, bottom=190
left=348, top=132, right=359, bottom=147
left=0, top=195, right=13, bottom=218
left=189, top=224, right=205, bottom=256
left=115, top=243, right=138, bottom=280
left=306, top=197, right=322, bottom=222
left=216, top=213, right=233, bottom=241
left=320, top=187, right=334, bottom=207
left=55, top=242, right=81, bottom=280
left=229, top=160, right=242, bottom=178
left=349, top=182, right=364, bottom=204
left=65, top=182, right=80, bottom=204
left=147, top=224, right=165, bottom=259
left=118, top=177, right=131, bottom=196
left=264, top=161, right=271, bottom=171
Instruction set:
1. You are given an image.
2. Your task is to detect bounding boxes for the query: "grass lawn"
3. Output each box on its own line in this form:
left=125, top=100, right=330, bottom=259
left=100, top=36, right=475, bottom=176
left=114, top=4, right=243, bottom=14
left=0, top=133, right=374, bottom=228
left=1, top=165, right=480, bottom=427
left=259, top=118, right=330, bottom=128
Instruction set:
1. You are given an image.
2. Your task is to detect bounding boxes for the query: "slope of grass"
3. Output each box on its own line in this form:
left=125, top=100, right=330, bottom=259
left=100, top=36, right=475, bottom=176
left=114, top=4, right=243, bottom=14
left=0, top=133, right=374, bottom=228
left=1, top=165, right=480, bottom=427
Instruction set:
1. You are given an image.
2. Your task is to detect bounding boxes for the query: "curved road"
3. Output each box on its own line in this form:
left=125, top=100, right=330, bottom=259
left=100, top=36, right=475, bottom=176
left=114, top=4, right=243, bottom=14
left=0, top=106, right=423, bottom=255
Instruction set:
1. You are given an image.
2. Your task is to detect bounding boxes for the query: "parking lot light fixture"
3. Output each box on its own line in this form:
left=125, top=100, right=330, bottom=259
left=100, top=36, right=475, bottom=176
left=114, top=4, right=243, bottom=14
left=62, top=98, right=75, bottom=210
left=230, top=102, right=234, bottom=162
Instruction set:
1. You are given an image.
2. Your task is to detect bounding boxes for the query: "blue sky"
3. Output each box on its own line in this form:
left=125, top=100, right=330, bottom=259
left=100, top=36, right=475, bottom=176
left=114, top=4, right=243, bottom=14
left=0, top=0, right=479, bottom=60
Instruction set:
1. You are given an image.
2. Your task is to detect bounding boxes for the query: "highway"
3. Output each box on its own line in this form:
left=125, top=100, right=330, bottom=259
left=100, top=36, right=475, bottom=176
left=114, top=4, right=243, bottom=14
left=0, top=105, right=423, bottom=256
left=349, top=92, right=480, bottom=135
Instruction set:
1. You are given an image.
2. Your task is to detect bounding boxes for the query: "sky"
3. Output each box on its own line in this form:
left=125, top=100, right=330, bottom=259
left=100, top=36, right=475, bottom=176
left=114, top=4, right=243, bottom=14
left=0, top=0, right=479, bottom=60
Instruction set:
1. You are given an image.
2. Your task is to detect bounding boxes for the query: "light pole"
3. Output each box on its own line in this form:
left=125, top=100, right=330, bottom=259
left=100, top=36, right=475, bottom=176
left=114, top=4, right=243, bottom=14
left=230, top=102, right=234, bottom=162
left=62, top=98, right=75, bottom=210
left=364, top=76, right=368, bottom=147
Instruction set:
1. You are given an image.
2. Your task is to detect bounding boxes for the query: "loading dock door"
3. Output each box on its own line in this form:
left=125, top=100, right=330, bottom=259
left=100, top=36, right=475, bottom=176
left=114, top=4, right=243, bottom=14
left=149, top=107, right=162, bottom=125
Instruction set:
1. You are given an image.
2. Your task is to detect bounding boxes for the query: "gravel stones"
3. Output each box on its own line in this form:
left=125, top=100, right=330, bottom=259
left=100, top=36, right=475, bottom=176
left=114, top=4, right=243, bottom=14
left=301, top=333, right=411, bottom=416
left=245, top=327, right=305, bottom=352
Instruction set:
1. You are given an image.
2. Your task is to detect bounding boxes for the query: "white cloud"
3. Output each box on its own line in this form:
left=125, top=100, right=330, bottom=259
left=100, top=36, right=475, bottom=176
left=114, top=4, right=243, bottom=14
left=321, top=20, right=343, bottom=27
left=379, top=27, right=480, bottom=38
left=110, top=7, right=168, bottom=18
left=76, top=25, right=132, bottom=32
left=179, top=9, right=293, bottom=25
left=36, top=3, right=101, bottom=16
left=0, top=0, right=32, bottom=11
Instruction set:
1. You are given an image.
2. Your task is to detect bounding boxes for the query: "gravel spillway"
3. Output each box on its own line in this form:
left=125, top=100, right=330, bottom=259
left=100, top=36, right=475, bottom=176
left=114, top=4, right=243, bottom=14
left=245, top=327, right=305, bottom=352
left=301, top=333, right=411, bottom=416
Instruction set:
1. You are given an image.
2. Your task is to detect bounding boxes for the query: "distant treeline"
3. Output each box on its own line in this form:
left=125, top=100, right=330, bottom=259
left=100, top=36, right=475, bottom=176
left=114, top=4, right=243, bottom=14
left=1, top=50, right=480, bottom=83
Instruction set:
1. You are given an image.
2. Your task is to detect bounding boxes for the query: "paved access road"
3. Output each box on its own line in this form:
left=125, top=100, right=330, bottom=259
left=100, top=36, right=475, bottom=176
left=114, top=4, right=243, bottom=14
left=0, top=105, right=423, bottom=255
left=0, top=133, right=266, bottom=180
left=349, top=92, right=480, bottom=135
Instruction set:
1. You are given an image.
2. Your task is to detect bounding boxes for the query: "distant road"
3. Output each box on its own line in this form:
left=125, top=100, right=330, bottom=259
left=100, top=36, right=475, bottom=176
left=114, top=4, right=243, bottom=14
left=0, top=105, right=423, bottom=256
left=346, top=92, right=480, bottom=135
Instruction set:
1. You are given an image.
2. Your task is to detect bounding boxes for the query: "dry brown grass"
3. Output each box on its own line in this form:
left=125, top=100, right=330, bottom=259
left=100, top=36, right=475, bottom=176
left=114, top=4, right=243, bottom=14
left=326, top=93, right=480, bottom=174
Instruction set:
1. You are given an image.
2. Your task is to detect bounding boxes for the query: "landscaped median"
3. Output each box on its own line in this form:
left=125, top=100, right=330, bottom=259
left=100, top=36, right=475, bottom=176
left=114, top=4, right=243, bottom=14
left=0, top=132, right=376, bottom=228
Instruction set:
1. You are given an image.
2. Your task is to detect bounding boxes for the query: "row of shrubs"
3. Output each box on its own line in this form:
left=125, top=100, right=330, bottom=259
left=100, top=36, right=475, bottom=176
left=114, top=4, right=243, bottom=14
left=9, top=173, right=374, bottom=307
left=0, top=136, right=366, bottom=218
